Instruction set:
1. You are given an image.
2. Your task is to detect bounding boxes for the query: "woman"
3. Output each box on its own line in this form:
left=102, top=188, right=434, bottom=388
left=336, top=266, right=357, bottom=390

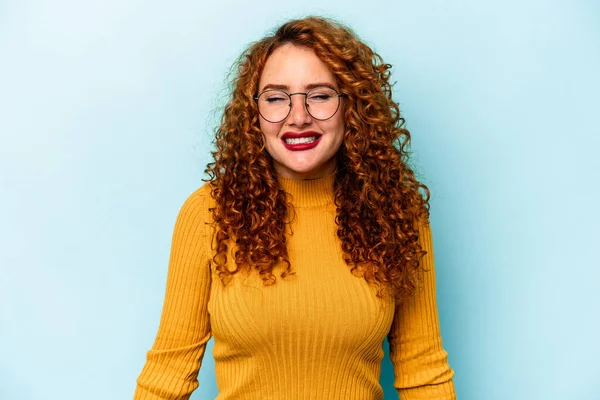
left=135, top=16, right=456, bottom=400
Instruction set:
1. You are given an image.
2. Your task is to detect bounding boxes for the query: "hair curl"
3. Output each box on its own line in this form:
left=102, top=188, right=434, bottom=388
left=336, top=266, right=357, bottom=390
left=205, top=16, right=431, bottom=301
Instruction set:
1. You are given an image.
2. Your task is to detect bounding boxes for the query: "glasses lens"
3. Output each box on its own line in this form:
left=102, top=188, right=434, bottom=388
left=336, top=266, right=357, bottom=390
left=306, top=87, right=339, bottom=120
left=257, top=90, right=290, bottom=122
left=256, top=87, right=341, bottom=122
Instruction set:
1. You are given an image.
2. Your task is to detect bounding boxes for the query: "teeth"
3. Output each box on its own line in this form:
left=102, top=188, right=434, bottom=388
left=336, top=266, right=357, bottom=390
left=284, top=136, right=318, bottom=145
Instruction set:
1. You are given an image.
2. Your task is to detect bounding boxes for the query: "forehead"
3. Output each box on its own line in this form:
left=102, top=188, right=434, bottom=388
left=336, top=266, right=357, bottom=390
left=258, top=43, right=338, bottom=92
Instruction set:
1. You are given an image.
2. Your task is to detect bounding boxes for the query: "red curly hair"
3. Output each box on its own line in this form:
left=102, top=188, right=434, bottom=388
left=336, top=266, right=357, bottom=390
left=205, top=16, right=431, bottom=301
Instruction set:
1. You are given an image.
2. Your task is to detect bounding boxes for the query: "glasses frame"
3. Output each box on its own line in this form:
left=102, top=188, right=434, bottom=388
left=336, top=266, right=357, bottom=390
left=253, top=86, right=347, bottom=123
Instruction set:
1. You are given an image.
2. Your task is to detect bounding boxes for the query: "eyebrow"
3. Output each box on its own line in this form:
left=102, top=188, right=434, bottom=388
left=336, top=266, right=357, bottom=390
left=259, top=82, right=338, bottom=92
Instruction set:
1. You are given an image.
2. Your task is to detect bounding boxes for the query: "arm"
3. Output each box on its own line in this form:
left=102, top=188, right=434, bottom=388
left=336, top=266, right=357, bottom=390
left=134, top=188, right=213, bottom=400
left=388, top=219, right=456, bottom=400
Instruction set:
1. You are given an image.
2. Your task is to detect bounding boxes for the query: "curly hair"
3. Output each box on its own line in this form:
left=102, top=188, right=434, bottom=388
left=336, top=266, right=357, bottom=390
left=205, top=16, right=431, bottom=301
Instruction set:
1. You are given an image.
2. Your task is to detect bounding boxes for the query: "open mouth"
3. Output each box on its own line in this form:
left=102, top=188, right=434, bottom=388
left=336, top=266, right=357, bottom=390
left=281, top=133, right=322, bottom=151
left=283, top=136, right=319, bottom=145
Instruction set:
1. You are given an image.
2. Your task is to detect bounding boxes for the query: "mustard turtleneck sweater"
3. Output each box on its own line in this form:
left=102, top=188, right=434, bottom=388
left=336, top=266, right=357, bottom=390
left=134, top=173, right=455, bottom=400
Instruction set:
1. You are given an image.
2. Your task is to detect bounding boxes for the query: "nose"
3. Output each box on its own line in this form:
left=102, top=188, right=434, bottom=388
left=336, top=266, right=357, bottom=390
left=286, top=94, right=312, bottom=126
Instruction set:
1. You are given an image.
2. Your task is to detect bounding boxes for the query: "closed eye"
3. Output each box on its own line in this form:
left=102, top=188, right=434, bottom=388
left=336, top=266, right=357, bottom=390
left=265, top=96, right=288, bottom=103
left=309, top=94, right=332, bottom=100
left=308, top=93, right=334, bottom=103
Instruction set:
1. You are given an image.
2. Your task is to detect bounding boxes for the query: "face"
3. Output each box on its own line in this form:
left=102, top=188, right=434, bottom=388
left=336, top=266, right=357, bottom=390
left=257, top=44, right=345, bottom=180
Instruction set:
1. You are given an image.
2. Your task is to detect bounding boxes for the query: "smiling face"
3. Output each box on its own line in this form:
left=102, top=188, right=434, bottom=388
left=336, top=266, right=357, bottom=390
left=257, top=43, right=345, bottom=180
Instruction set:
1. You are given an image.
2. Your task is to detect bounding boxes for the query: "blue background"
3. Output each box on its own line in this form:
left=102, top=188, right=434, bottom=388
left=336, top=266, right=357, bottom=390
left=1, top=1, right=599, bottom=399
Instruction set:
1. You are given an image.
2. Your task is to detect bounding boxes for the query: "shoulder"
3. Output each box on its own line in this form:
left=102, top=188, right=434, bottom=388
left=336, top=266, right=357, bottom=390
left=184, top=181, right=214, bottom=204
left=415, top=215, right=432, bottom=234
left=180, top=181, right=214, bottom=209
left=175, top=182, right=215, bottom=230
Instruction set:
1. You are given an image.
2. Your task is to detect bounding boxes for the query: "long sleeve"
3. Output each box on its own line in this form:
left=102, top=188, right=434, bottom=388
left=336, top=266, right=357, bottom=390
left=134, top=188, right=213, bottom=400
left=387, top=220, right=456, bottom=400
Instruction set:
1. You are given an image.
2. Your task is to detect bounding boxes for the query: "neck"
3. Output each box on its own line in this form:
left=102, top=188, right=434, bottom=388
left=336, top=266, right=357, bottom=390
left=277, top=171, right=336, bottom=208
left=274, top=158, right=338, bottom=181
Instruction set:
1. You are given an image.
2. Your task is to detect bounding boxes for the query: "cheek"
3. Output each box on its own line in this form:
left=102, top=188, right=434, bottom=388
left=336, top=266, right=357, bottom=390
left=331, top=115, right=346, bottom=144
left=259, top=120, right=279, bottom=140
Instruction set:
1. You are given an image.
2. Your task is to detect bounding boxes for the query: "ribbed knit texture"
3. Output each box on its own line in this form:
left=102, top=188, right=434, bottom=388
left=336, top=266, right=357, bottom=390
left=134, top=173, right=455, bottom=400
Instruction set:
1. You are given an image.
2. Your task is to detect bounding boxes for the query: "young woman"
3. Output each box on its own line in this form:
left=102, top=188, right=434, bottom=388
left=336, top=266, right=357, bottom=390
left=135, top=16, right=456, bottom=400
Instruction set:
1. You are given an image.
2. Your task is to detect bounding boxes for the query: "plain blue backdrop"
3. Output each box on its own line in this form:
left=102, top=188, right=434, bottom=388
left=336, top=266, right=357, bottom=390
left=1, top=1, right=599, bottom=399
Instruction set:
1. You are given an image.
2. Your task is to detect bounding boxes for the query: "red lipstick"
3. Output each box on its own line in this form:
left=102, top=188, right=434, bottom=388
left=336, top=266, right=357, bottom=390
left=281, top=131, right=322, bottom=151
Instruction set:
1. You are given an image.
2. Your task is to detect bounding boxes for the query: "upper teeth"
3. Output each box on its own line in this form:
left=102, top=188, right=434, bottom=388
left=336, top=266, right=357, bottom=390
left=285, top=136, right=317, bottom=144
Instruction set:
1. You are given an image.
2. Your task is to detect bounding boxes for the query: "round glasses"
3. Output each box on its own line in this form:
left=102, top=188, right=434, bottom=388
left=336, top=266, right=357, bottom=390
left=254, top=86, right=346, bottom=123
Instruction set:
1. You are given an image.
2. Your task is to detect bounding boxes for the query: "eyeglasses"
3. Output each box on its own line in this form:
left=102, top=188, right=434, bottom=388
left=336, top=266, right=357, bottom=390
left=254, top=86, right=346, bottom=123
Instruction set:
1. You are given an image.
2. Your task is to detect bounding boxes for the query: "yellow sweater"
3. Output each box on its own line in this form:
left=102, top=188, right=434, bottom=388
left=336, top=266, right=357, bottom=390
left=134, top=173, right=455, bottom=400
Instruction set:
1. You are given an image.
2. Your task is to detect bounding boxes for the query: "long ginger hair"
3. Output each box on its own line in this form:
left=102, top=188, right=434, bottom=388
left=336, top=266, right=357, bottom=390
left=205, top=16, right=431, bottom=300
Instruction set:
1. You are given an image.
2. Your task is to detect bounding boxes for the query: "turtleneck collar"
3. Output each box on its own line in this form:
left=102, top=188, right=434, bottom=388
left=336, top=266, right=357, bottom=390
left=277, top=172, right=336, bottom=208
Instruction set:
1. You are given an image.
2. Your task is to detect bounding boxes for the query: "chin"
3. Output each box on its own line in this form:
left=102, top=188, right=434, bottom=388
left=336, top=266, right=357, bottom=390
left=287, top=162, right=320, bottom=174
